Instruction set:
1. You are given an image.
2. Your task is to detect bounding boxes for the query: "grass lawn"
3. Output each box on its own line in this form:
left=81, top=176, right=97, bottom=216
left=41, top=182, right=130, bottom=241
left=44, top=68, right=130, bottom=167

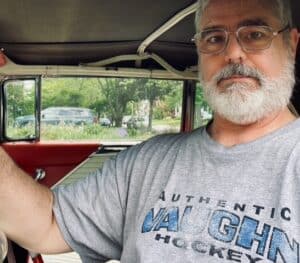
left=7, top=118, right=181, bottom=142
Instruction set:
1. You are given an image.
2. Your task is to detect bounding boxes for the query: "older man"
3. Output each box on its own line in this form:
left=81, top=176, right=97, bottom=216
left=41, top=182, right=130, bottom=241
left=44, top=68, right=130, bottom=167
left=196, top=0, right=298, bottom=144
left=0, top=0, right=299, bottom=262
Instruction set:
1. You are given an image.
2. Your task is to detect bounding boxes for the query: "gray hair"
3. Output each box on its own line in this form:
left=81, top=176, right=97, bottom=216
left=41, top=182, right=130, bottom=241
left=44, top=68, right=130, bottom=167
left=195, top=0, right=293, bottom=33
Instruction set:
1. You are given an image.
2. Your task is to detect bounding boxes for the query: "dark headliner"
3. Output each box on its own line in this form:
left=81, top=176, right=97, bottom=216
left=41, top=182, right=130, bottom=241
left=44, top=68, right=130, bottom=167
left=0, top=0, right=299, bottom=70
left=0, top=0, right=197, bottom=69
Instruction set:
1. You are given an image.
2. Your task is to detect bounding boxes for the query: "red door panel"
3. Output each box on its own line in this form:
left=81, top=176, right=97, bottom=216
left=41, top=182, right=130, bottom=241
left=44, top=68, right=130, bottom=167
left=2, top=142, right=100, bottom=187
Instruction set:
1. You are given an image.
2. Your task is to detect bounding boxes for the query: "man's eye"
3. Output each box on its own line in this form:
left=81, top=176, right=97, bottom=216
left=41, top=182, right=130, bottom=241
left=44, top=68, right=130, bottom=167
left=247, top=31, right=266, bottom=40
left=205, top=34, right=225, bottom=44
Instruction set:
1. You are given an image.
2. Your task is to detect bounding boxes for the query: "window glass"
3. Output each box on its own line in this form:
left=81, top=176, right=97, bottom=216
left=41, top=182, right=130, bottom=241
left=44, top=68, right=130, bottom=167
left=40, top=77, right=183, bottom=143
left=193, top=83, right=212, bottom=129
left=5, top=79, right=36, bottom=140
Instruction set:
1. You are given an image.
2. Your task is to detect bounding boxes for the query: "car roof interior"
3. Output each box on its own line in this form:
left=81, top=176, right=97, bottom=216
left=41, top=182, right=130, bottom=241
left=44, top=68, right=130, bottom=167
left=0, top=0, right=299, bottom=112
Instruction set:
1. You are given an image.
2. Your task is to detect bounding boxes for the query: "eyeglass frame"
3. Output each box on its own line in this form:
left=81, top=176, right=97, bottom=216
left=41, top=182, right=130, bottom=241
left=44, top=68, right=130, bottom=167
left=192, top=24, right=290, bottom=55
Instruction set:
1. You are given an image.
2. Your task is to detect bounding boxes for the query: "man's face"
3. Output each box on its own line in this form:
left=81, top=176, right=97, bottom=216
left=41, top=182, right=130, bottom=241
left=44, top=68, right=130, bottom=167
left=197, top=0, right=299, bottom=124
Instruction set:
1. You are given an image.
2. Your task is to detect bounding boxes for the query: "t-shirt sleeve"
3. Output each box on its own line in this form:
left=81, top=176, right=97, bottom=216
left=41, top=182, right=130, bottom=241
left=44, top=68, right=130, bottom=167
left=53, top=156, right=125, bottom=262
left=51, top=133, right=184, bottom=262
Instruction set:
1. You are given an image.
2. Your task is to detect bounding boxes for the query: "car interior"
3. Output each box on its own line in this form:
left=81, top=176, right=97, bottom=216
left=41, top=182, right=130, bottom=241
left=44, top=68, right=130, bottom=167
left=0, top=0, right=299, bottom=262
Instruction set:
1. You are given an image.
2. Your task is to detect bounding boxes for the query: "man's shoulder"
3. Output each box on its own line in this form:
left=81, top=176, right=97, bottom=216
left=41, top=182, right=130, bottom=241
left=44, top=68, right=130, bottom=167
left=141, top=127, right=205, bottom=150
left=117, top=127, right=206, bottom=161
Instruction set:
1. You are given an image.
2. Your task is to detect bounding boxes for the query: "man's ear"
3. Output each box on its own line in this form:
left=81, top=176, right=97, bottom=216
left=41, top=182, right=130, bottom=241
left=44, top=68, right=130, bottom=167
left=290, top=28, right=299, bottom=57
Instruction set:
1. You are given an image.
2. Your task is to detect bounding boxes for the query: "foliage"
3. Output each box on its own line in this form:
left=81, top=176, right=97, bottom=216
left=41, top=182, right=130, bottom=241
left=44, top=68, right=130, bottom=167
left=8, top=122, right=159, bottom=141
left=7, top=124, right=35, bottom=139
left=5, top=80, right=35, bottom=124
left=135, top=79, right=182, bottom=130
left=40, top=77, right=184, bottom=129
left=6, top=77, right=212, bottom=141
left=153, top=107, right=165, bottom=120
left=97, top=78, right=138, bottom=127
left=42, top=78, right=103, bottom=109
left=194, top=84, right=213, bottom=127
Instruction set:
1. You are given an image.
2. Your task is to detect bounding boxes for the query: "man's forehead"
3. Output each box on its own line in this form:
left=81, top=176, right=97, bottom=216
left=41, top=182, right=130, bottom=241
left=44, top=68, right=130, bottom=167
left=200, top=0, right=278, bottom=29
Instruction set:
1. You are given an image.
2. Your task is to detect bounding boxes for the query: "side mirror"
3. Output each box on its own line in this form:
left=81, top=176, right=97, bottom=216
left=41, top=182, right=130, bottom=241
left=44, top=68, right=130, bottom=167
left=2, top=77, right=41, bottom=141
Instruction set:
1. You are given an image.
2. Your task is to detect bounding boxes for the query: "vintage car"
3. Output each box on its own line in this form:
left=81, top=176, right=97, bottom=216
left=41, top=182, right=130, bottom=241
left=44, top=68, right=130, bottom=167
left=0, top=0, right=299, bottom=262
left=15, top=107, right=96, bottom=127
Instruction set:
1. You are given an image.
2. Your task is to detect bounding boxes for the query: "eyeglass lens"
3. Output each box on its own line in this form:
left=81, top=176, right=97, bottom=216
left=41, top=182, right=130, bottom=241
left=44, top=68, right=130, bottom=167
left=196, top=26, right=274, bottom=54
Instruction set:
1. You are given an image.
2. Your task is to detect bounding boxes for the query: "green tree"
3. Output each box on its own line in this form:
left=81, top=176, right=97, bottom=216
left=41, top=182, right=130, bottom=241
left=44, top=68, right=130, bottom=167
left=90, top=99, right=107, bottom=119
left=194, top=84, right=212, bottom=127
left=5, top=80, right=35, bottom=123
left=162, top=81, right=182, bottom=118
left=137, top=79, right=176, bottom=131
left=98, top=78, right=138, bottom=127
left=43, top=78, right=107, bottom=120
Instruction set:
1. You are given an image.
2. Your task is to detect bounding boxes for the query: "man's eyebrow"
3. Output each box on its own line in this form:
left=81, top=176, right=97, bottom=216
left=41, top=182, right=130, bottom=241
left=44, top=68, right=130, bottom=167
left=201, top=25, right=225, bottom=31
left=237, top=19, right=269, bottom=27
left=201, top=19, right=269, bottom=31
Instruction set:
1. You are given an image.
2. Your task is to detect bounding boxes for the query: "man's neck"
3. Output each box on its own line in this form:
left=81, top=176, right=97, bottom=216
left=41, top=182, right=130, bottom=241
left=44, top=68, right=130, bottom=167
left=208, top=107, right=297, bottom=147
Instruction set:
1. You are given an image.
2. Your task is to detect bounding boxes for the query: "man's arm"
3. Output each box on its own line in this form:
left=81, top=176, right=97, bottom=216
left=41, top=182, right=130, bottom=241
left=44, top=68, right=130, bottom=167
left=0, top=147, right=71, bottom=254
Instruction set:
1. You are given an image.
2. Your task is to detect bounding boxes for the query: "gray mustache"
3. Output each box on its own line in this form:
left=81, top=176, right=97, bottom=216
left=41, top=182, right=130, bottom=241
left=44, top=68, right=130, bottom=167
left=215, top=64, right=262, bottom=83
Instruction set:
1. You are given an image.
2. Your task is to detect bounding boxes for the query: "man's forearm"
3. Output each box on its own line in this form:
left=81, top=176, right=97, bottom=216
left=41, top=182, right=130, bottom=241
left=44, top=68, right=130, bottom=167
left=0, top=147, right=70, bottom=253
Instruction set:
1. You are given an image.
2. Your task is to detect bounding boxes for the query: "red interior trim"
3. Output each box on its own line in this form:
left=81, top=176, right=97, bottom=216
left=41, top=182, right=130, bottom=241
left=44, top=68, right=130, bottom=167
left=2, top=142, right=100, bottom=187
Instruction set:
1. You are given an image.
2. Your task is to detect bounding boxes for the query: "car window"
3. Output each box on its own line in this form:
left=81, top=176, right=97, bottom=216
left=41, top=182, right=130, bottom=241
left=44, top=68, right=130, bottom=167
left=40, top=77, right=184, bottom=143
left=6, top=78, right=212, bottom=142
left=194, top=83, right=212, bottom=129
left=5, top=79, right=37, bottom=140
left=9, top=77, right=190, bottom=143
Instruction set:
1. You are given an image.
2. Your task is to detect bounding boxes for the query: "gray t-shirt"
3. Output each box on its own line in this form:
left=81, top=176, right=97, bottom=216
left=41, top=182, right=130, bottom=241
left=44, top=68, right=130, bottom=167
left=53, top=119, right=300, bottom=263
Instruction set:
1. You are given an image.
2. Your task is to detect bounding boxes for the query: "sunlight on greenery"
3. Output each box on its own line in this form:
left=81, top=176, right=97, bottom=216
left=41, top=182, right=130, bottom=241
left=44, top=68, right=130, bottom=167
left=7, top=123, right=180, bottom=142
left=5, top=77, right=211, bottom=142
left=40, top=124, right=179, bottom=141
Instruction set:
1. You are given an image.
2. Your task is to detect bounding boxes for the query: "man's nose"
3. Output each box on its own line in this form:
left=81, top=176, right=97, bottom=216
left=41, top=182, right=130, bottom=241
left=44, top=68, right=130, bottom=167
left=224, top=35, right=246, bottom=64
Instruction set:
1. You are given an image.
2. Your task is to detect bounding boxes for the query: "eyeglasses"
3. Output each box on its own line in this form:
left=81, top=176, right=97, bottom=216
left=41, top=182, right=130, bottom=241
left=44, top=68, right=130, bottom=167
left=193, top=25, right=290, bottom=54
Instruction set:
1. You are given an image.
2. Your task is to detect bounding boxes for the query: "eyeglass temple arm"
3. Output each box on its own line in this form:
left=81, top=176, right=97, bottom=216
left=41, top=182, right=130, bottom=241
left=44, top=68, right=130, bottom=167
left=276, top=24, right=291, bottom=35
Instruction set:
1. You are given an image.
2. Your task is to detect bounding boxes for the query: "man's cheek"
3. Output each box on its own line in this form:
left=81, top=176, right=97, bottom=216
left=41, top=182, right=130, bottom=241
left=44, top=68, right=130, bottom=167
left=199, top=66, right=214, bottom=83
left=199, top=60, right=208, bottom=81
left=199, top=57, right=218, bottom=82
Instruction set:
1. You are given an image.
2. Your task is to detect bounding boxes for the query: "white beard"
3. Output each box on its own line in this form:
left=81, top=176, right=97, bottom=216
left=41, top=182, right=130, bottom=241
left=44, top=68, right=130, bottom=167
left=200, top=59, right=295, bottom=125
